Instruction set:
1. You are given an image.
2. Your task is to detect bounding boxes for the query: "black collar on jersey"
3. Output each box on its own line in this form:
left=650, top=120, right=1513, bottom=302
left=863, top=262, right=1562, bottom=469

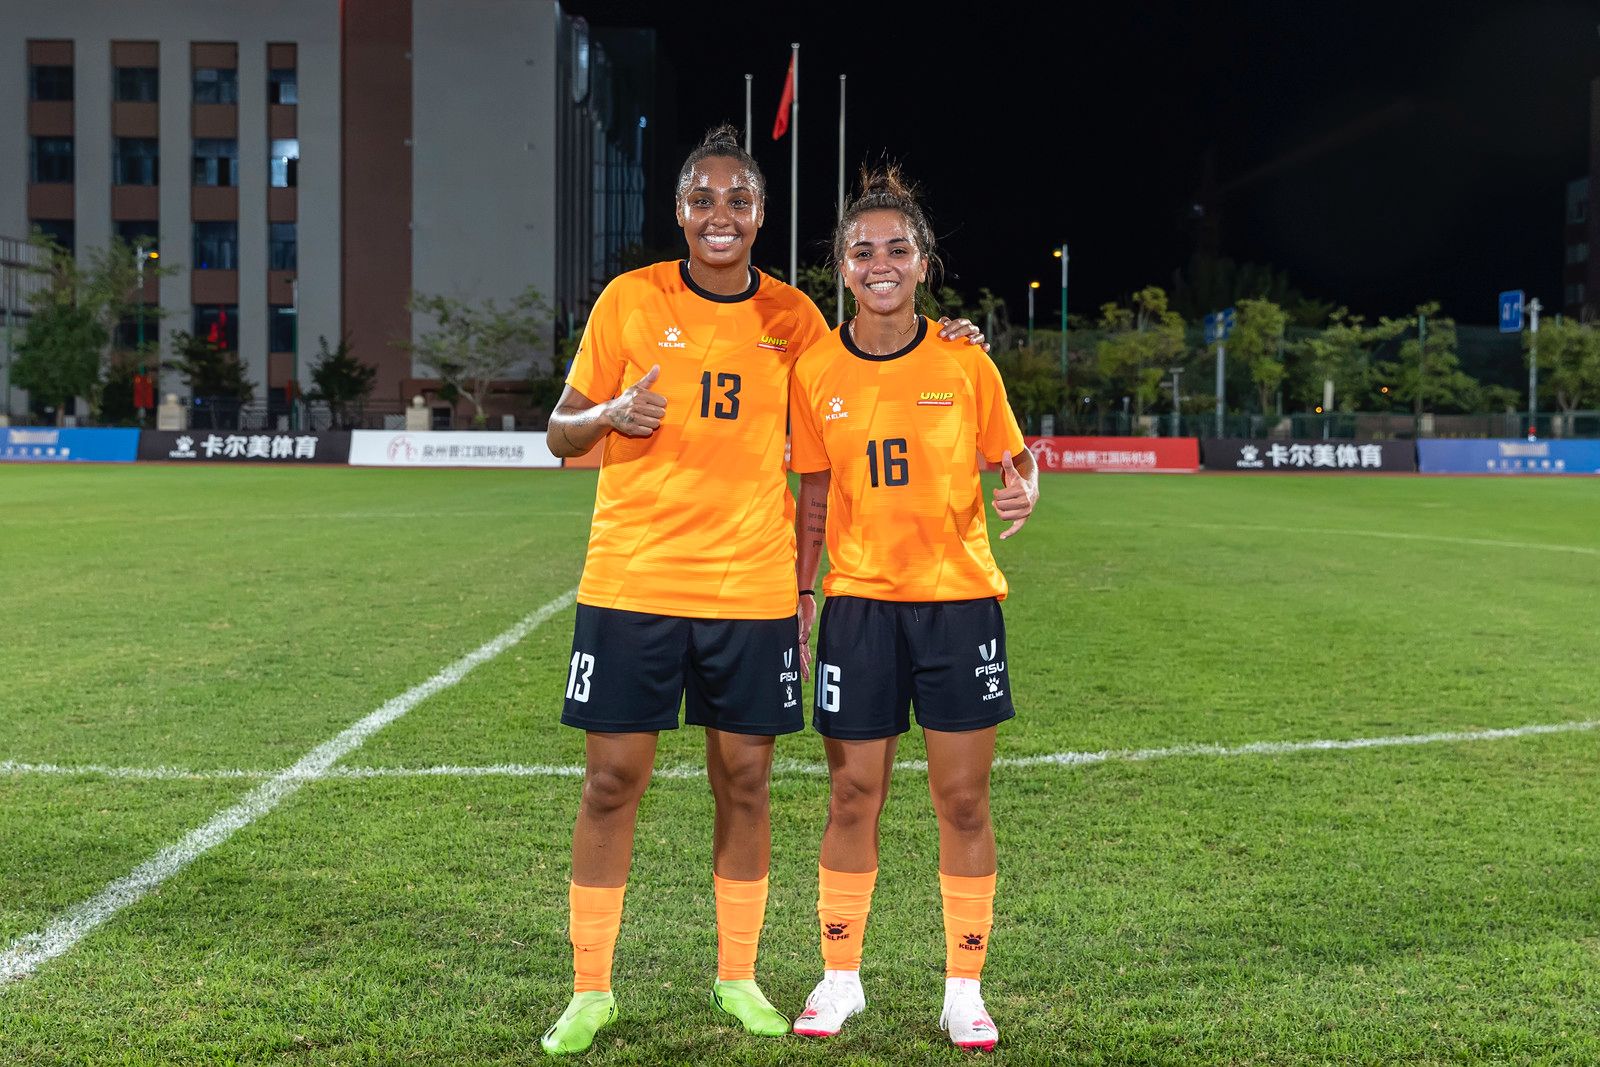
left=841, top=315, right=928, bottom=362
left=679, top=261, right=760, bottom=303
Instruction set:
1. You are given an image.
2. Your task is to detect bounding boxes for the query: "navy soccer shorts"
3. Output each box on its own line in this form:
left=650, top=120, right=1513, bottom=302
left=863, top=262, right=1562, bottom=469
left=811, top=595, right=1015, bottom=740
left=560, top=604, right=804, bottom=735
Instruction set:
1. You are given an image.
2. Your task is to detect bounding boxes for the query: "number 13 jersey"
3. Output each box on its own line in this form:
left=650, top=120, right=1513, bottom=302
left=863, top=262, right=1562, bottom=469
left=566, top=261, right=829, bottom=619
left=788, top=316, right=1025, bottom=603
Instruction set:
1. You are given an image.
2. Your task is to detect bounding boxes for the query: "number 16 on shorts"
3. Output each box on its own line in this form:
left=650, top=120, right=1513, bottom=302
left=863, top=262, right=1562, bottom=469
left=816, top=663, right=841, bottom=713
left=567, top=651, right=595, bottom=703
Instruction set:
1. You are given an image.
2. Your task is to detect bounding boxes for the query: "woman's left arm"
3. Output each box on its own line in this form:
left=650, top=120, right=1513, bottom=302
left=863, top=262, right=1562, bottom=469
left=991, top=448, right=1039, bottom=541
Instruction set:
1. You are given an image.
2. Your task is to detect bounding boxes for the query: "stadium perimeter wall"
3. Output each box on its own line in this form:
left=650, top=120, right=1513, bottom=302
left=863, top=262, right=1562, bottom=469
left=5, top=429, right=1600, bottom=476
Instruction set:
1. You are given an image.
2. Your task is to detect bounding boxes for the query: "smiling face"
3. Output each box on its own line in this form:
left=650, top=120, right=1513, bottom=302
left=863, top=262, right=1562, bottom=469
left=677, top=155, right=764, bottom=271
left=841, top=209, right=927, bottom=317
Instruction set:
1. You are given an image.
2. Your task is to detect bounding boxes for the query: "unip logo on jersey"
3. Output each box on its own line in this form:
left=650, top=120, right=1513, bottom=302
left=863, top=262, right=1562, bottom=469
left=825, top=396, right=849, bottom=422
left=757, top=334, right=790, bottom=352
left=917, top=390, right=955, bottom=407
left=658, top=326, right=687, bottom=349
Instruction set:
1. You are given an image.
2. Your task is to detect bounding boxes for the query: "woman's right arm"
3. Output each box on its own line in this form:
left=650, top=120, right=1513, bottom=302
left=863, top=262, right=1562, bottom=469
left=794, top=470, right=830, bottom=680
left=546, top=366, right=666, bottom=458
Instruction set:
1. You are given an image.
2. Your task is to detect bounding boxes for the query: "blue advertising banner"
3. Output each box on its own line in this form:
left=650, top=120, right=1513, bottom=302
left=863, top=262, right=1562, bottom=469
left=0, top=427, right=140, bottom=463
left=1417, top=438, right=1600, bottom=475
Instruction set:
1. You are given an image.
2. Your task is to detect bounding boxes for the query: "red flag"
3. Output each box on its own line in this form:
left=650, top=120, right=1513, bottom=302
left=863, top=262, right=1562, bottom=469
left=772, top=56, right=794, bottom=140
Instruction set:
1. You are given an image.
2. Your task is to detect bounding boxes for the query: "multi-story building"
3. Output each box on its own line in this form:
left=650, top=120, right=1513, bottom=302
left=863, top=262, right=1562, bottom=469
left=1563, top=177, right=1588, bottom=319
left=2, top=0, right=652, bottom=424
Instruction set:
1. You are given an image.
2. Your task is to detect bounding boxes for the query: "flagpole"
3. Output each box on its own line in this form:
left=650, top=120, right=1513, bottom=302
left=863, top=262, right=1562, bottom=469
left=744, top=74, right=752, bottom=154
left=789, top=42, right=799, bottom=288
left=836, top=74, right=846, bottom=326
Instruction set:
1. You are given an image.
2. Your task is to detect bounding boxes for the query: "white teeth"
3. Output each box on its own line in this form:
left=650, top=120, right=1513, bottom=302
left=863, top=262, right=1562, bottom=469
left=705, top=235, right=736, bottom=246
left=868, top=281, right=897, bottom=292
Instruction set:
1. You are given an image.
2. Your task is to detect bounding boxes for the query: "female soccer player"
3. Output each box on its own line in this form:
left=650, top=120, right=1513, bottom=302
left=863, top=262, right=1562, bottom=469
left=787, top=165, right=1039, bottom=1051
left=541, top=128, right=986, bottom=1055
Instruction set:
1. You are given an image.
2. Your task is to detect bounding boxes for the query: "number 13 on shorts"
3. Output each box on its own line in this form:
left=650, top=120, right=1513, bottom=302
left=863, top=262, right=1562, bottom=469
left=567, top=651, right=595, bottom=703
left=816, top=663, right=841, bottom=713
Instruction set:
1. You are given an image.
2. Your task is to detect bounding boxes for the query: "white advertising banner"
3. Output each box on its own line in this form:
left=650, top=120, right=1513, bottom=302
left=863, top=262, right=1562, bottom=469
left=348, top=430, right=560, bottom=469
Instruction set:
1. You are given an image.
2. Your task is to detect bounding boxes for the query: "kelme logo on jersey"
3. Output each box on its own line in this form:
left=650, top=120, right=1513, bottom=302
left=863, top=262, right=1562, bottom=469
left=917, top=390, right=955, bottom=407
left=757, top=334, right=790, bottom=352
left=658, top=326, right=687, bottom=349
left=825, top=396, right=849, bottom=422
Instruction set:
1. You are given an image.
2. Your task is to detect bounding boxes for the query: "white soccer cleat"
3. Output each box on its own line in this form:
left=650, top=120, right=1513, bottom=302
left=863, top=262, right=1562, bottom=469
left=792, top=970, right=865, bottom=1038
left=940, top=977, right=998, bottom=1051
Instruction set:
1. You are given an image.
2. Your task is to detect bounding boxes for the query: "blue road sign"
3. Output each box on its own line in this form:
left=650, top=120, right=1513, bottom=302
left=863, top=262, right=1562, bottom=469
left=1498, top=290, right=1524, bottom=333
left=1205, top=307, right=1237, bottom=344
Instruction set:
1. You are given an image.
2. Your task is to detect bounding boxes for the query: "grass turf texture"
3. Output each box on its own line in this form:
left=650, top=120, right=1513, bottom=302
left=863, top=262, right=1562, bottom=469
left=1, top=464, right=1597, bottom=1065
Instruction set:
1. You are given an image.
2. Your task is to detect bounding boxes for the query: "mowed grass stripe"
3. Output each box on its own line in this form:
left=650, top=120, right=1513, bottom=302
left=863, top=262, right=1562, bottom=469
left=4, top=715, right=1597, bottom=782
left=0, top=589, right=575, bottom=988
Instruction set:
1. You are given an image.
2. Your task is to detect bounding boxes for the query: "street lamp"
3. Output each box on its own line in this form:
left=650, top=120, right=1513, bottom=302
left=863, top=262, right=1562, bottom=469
left=289, top=275, right=300, bottom=430
left=1053, top=244, right=1068, bottom=379
left=1027, top=280, right=1040, bottom=347
left=135, top=246, right=159, bottom=423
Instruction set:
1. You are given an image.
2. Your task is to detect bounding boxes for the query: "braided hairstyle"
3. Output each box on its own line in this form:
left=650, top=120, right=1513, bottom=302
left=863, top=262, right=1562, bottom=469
left=675, top=124, right=766, bottom=205
left=831, top=162, right=941, bottom=285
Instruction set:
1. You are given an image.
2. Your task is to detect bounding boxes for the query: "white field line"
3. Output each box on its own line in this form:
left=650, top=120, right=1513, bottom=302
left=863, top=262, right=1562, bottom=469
left=5, top=718, right=1594, bottom=785
left=0, top=589, right=577, bottom=988
left=1085, top=519, right=1600, bottom=558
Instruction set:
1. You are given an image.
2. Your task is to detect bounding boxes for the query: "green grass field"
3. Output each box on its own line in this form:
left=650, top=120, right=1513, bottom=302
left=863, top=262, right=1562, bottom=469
left=2, top=465, right=1598, bottom=1065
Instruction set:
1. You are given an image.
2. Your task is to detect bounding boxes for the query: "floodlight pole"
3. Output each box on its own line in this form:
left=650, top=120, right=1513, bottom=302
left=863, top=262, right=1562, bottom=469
left=1527, top=296, right=1541, bottom=435
left=1214, top=339, right=1225, bottom=437
left=1169, top=366, right=1184, bottom=437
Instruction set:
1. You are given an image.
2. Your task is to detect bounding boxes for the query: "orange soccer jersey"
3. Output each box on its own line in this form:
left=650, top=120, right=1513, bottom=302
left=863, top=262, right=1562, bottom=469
left=567, top=260, right=830, bottom=619
left=789, top=317, right=1025, bottom=603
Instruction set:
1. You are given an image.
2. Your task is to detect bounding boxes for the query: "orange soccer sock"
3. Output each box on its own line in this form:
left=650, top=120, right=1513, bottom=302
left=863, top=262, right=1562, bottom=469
left=569, top=881, right=627, bottom=993
left=713, top=873, right=770, bottom=981
left=940, top=871, right=996, bottom=980
left=817, top=866, right=878, bottom=971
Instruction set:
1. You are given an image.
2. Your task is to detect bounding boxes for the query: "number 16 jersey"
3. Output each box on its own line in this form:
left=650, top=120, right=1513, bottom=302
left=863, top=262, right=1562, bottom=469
left=788, top=316, right=1025, bottom=603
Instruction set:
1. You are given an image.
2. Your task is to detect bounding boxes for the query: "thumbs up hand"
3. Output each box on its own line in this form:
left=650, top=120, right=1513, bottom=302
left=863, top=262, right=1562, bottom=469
left=992, top=449, right=1039, bottom=540
left=606, top=364, right=667, bottom=437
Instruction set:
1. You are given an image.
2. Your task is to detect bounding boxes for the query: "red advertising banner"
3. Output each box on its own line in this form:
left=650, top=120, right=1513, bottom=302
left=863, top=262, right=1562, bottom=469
left=1024, top=436, right=1199, bottom=473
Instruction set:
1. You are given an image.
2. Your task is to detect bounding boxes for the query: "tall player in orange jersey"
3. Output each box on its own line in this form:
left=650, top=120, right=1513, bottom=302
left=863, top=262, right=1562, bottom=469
left=787, top=166, right=1039, bottom=1052
left=540, top=128, right=986, bottom=1055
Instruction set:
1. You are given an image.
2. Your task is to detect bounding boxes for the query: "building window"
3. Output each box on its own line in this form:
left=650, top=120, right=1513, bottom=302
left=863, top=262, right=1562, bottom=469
left=268, top=68, right=298, bottom=105
left=117, top=220, right=159, bottom=253
left=269, top=138, right=299, bottom=188
left=194, top=305, right=239, bottom=350
left=193, top=67, right=238, bottom=104
left=30, top=219, right=75, bottom=254
left=1567, top=283, right=1586, bottom=308
left=192, top=138, right=238, bottom=187
left=29, top=65, right=73, bottom=101
left=113, top=137, right=159, bottom=185
left=269, top=305, right=297, bottom=352
left=193, top=221, right=238, bottom=271
left=114, top=66, right=159, bottom=102
left=269, top=222, right=297, bottom=270
left=30, top=137, right=74, bottom=183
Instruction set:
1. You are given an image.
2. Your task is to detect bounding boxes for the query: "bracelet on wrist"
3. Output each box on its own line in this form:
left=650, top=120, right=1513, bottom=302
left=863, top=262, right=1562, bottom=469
left=799, top=589, right=816, bottom=598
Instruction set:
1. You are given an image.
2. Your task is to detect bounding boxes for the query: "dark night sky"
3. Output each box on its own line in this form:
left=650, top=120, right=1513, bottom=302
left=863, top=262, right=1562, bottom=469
left=565, top=1, right=1600, bottom=326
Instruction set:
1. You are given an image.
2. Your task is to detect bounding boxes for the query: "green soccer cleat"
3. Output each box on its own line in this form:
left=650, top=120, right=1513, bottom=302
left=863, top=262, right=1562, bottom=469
left=541, top=990, right=617, bottom=1056
left=711, top=978, right=790, bottom=1036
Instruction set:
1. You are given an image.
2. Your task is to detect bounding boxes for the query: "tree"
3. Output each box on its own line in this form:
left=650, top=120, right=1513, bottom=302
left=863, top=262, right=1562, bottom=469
left=12, top=302, right=107, bottom=424
left=1531, top=318, right=1600, bottom=413
left=305, top=335, right=377, bottom=430
left=991, top=344, right=1065, bottom=433
left=1289, top=308, right=1406, bottom=411
left=1374, top=303, right=1480, bottom=415
left=1096, top=286, right=1187, bottom=420
left=403, top=287, right=549, bottom=427
left=165, top=329, right=254, bottom=428
left=13, top=234, right=173, bottom=423
left=1228, top=297, right=1289, bottom=415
